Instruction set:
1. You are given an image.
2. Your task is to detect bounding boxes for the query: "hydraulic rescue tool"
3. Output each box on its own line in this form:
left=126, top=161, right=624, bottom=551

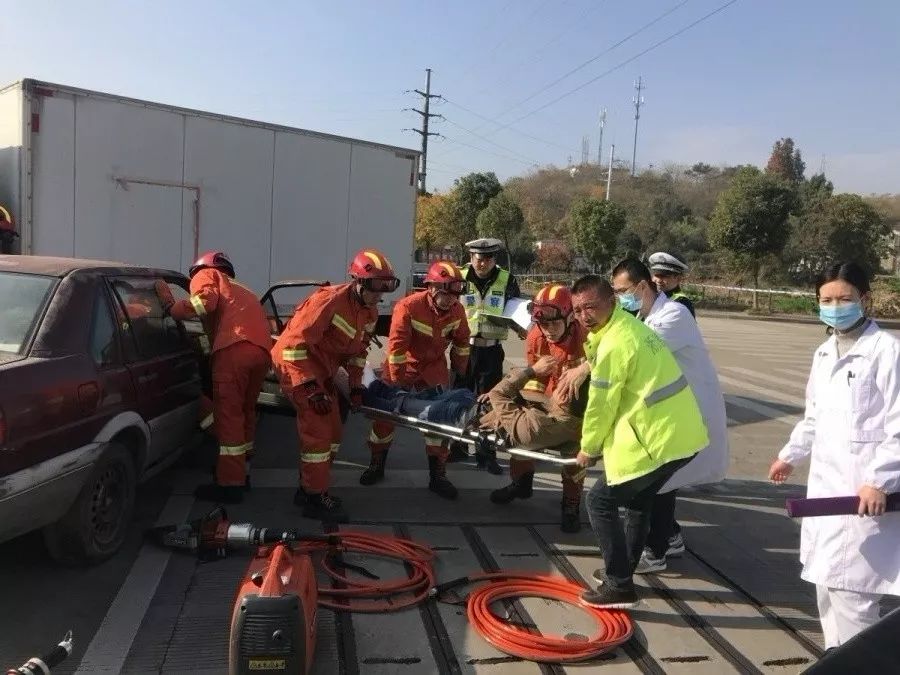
left=7, top=632, right=73, bottom=675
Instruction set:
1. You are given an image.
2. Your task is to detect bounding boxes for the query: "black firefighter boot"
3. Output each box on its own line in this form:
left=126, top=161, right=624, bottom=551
left=475, top=438, right=503, bottom=475
left=359, top=450, right=388, bottom=486
left=428, top=455, right=459, bottom=500
left=302, top=492, right=349, bottom=524
left=490, top=472, right=534, bottom=504
left=561, top=495, right=582, bottom=533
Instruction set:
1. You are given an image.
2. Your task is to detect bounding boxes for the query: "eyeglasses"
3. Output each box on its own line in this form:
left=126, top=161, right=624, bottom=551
left=360, top=277, right=400, bottom=293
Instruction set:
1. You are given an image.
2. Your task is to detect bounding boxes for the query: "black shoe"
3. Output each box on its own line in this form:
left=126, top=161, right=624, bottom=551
left=359, top=451, right=387, bottom=486
left=591, top=569, right=607, bottom=586
left=560, top=498, right=581, bottom=533
left=427, top=455, right=458, bottom=500
left=302, top=492, right=349, bottom=523
left=447, top=442, right=469, bottom=463
left=194, top=483, right=243, bottom=504
left=490, top=473, right=534, bottom=504
left=294, top=487, right=342, bottom=507
left=580, top=584, right=639, bottom=609
left=476, top=454, right=504, bottom=475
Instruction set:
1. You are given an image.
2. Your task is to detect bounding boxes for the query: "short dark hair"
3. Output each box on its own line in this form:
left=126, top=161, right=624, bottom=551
left=611, top=258, right=653, bottom=286
left=571, top=274, right=614, bottom=299
left=815, top=262, right=871, bottom=298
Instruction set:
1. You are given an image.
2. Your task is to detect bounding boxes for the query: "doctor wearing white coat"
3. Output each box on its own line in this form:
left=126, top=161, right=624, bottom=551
left=611, top=259, right=729, bottom=572
left=769, top=262, right=900, bottom=650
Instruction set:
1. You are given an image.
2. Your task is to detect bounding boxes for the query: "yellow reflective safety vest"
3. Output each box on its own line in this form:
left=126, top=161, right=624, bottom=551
left=462, top=265, right=510, bottom=341
left=581, top=306, right=708, bottom=485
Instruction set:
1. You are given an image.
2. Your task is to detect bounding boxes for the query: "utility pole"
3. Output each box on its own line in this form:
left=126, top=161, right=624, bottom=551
left=631, top=76, right=644, bottom=177
left=408, top=68, right=442, bottom=195
left=597, top=108, right=607, bottom=166
left=606, top=144, right=615, bottom=201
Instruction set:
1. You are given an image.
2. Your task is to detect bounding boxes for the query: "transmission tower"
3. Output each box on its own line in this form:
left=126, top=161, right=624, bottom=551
left=597, top=108, right=607, bottom=166
left=581, top=135, right=590, bottom=166
left=631, top=76, right=645, bottom=177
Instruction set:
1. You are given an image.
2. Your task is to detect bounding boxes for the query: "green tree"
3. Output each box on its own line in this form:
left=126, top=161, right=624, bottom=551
left=798, top=173, right=834, bottom=210
left=476, top=192, right=526, bottom=272
left=786, top=194, right=890, bottom=283
left=415, top=193, right=451, bottom=257
left=709, top=167, right=796, bottom=304
left=446, top=172, right=503, bottom=253
left=568, top=197, right=627, bottom=272
left=765, top=137, right=805, bottom=183
left=614, top=229, right=644, bottom=261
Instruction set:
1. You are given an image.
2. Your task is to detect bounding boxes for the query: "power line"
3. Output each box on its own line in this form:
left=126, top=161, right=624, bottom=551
left=437, top=134, right=540, bottom=167
left=440, top=97, right=572, bottom=152
left=441, top=117, right=542, bottom=166
left=503, top=0, right=741, bottom=127
left=498, top=0, right=690, bottom=118
left=404, top=68, right=442, bottom=195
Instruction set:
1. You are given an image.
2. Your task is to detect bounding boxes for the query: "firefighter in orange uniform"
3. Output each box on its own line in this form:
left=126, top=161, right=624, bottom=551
left=489, top=284, right=588, bottom=532
left=361, top=261, right=471, bottom=498
left=272, top=249, right=399, bottom=523
left=157, top=251, right=272, bottom=505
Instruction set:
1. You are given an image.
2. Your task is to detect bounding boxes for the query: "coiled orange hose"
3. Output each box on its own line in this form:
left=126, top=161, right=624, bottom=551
left=464, top=572, right=634, bottom=663
left=298, top=530, right=436, bottom=613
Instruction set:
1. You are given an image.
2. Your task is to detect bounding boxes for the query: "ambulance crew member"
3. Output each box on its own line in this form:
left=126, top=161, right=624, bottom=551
left=157, top=251, right=272, bottom=505
left=611, top=259, right=728, bottom=572
left=648, top=251, right=695, bottom=318
left=272, top=249, right=398, bottom=523
left=453, top=237, right=522, bottom=473
left=489, top=284, right=589, bottom=533
left=769, top=261, right=900, bottom=650
left=570, top=275, right=707, bottom=609
left=362, top=261, right=470, bottom=499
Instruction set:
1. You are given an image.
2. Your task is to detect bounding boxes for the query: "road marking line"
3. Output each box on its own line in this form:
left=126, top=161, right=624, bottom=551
left=718, top=373, right=804, bottom=409
left=721, top=365, right=807, bottom=393
left=74, top=495, right=194, bottom=674
left=725, top=395, right=800, bottom=427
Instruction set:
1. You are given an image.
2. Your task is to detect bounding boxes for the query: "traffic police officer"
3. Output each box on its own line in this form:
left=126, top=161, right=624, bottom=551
left=648, top=251, right=695, bottom=317
left=452, top=237, right=522, bottom=473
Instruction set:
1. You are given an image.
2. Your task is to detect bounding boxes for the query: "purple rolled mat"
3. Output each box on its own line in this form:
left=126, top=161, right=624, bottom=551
left=786, top=493, right=900, bottom=517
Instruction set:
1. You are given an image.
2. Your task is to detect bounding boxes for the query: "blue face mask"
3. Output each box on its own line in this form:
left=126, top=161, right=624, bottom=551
left=819, top=302, right=864, bottom=330
left=618, top=292, right=642, bottom=313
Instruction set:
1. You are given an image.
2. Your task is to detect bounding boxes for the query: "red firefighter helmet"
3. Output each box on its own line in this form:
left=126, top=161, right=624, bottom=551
left=423, top=261, right=466, bottom=295
left=529, top=284, right=573, bottom=322
left=188, top=250, right=235, bottom=279
left=348, top=249, right=400, bottom=292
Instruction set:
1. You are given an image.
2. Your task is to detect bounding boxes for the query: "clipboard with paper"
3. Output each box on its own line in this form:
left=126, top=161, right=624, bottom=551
left=484, top=297, right=533, bottom=332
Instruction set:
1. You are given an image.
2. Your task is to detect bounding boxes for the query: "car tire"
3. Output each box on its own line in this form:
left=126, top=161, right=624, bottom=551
left=42, top=442, right=137, bottom=566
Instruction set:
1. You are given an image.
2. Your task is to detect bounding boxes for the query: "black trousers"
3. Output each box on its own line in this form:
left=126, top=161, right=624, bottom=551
left=586, top=456, right=693, bottom=591
left=645, top=490, right=682, bottom=558
left=467, top=343, right=505, bottom=395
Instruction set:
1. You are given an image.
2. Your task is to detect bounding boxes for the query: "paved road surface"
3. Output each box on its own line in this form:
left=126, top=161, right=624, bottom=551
left=2, top=316, right=895, bottom=673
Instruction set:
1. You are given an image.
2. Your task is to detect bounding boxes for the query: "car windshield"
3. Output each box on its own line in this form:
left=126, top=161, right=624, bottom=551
left=0, top=272, right=56, bottom=354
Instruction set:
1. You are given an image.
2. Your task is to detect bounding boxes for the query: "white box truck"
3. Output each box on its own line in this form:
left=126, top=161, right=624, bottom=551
left=0, top=79, right=419, bottom=323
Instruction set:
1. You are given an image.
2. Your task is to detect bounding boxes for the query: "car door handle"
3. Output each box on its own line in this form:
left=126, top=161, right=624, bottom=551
left=137, top=373, right=159, bottom=384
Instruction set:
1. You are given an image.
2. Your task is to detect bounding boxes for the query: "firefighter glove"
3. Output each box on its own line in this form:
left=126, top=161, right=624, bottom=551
left=302, top=381, right=332, bottom=416
left=154, top=279, right=175, bottom=313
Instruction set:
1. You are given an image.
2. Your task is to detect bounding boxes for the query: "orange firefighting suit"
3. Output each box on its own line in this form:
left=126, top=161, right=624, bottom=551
left=271, top=283, right=378, bottom=494
left=368, top=290, right=471, bottom=461
left=513, top=322, right=589, bottom=503
left=169, top=269, right=272, bottom=488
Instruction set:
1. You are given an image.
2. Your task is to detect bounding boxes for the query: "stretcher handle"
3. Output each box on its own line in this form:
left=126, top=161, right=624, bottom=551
left=785, top=493, right=900, bottom=518
left=8, top=631, right=73, bottom=674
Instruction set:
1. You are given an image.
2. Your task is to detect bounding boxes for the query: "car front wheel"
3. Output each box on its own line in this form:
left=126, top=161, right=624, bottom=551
left=43, top=442, right=137, bottom=566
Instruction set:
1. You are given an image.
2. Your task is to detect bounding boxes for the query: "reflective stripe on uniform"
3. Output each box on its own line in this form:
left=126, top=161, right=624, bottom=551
left=523, top=379, right=546, bottom=393
left=331, top=314, right=357, bottom=339
left=569, top=468, right=588, bottom=483
left=198, top=335, right=211, bottom=355
left=591, top=378, right=611, bottom=389
left=389, top=353, right=407, bottom=364
left=282, top=347, right=307, bottom=361
left=423, top=434, right=444, bottom=446
left=200, top=413, right=214, bottom=430
left=645, top=374, right=688, bottom=406
left=411, top=319, right=432, bottom=336
left=348, top=357, right=367, bottom=368
left=452, top=345, right=470, bottom=356
left=219, top=442, right=249, bottom=456
left=301, top=450, right=332, bottom=463
left=442, top=320, right=461, bottom=335
left=369, top=429, right=395, bottom=444
left=330, top=443, right=340, bottom=455
left=190, top=294, right=207, bottom=316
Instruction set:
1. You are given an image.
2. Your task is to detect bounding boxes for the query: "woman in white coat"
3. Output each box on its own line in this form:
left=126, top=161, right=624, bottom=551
left=769, top=262, right=900, bottom=650
left=611, top=259, right=729, bottom=571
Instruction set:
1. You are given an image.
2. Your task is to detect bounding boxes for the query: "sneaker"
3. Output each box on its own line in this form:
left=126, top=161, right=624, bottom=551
left=580, top=584, right=639, bottom=609
left=591, top=569, right=607, bottom=586
left=667, top=532, right=685, bottom=557
left=634, top=550, right=667, bottom=574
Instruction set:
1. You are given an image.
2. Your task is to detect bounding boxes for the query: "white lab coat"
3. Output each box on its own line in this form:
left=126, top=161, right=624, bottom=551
left=779, top=321, right=900, bottom=596
left=643, top=294, right=730, bottom=492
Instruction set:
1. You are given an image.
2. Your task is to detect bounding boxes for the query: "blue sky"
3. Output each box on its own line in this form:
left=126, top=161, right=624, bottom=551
left=2, top=1, right=898, bottom=195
